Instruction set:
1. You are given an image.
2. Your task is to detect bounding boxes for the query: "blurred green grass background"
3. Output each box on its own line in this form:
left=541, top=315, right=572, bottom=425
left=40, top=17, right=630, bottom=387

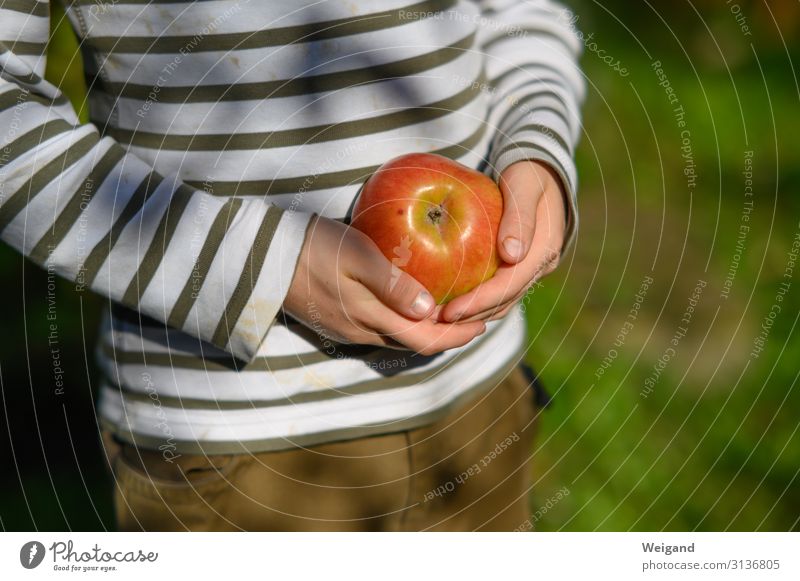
left=0, top=0, right=797, bottom=530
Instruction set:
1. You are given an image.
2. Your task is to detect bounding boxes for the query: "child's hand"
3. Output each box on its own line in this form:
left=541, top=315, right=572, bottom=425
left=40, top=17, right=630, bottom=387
left=284, top=215, right=487, bottom=355
left=440, top=160, right=567, bottom=323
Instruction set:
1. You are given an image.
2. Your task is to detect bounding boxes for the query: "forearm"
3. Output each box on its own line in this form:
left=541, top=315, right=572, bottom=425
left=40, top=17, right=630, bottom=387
left=0, top=2, right=314, bottom=362
left=475, top=0, right=586, bottom=251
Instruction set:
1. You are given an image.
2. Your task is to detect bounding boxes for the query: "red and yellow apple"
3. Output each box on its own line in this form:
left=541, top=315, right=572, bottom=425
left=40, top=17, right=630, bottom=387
left=351, top=153, right=503, bottom=304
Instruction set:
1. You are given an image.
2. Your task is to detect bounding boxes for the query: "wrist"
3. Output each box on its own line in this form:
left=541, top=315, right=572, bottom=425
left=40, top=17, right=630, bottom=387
left=283, top=213, right=319, bottom=318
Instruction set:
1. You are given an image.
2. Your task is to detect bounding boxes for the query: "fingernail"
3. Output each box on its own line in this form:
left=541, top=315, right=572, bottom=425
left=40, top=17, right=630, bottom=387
left=477, top=323, right=487, bottom=335
left=503, top=237, right=523, bottom=260
left=411, top=291, right=434, bottom=317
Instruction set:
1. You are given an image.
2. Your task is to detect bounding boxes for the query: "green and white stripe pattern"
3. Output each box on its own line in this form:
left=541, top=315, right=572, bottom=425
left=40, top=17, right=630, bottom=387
left=0, top=0, right=584, bottom=453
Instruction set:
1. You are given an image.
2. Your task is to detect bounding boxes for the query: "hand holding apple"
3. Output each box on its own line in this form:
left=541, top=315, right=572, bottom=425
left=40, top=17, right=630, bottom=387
left=283, top=215, right=487, bottom=356
left=440, top=160, right=567, bottom=323
left=351, top=153, right=504, bottom=304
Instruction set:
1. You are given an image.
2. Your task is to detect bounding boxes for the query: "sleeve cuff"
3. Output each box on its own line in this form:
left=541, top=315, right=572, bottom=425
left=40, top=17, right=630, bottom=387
left=223, top=207, right=315, bottom=362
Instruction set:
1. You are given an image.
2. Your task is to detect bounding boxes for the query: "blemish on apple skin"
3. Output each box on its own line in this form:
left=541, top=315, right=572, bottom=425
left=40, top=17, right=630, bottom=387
left=397, top=209, right=404, bottom=215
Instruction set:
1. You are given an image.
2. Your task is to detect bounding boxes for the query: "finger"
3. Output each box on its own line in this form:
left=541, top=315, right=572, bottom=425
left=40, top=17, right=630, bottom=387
left=394, top=319, right=487, bottom=356
left=497, top=162, right=548, bottom=264
left=484, top=300, right=520, bottom=322
left=449, top=244, right=559, bottom=322
left=442, top=261, right=528, bottom=322
left=368, top=309, right=487, bottom=356
left=348, top=232, right=436, bottom=320
left=455, top=274, right=545, bottom=322
left=456, top=285, right=529, bottom=323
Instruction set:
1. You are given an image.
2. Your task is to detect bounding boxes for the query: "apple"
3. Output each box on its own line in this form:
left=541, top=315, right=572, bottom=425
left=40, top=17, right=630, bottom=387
left=351, top=153, right=503, bottom=304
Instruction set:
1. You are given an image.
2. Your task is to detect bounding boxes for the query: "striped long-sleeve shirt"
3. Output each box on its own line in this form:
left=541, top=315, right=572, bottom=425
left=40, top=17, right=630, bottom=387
left=0, top=0, right=585, bottom=453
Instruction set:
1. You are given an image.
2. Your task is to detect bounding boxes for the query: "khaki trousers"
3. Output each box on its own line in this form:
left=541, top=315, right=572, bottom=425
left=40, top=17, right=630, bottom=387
left=104, top=365, right=541, bottom=531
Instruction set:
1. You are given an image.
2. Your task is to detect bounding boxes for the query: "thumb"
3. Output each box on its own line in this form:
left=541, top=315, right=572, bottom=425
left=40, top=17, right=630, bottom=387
left=356, top=241, right=436, bottom=320
left=496, top=161, right=548, bottom=264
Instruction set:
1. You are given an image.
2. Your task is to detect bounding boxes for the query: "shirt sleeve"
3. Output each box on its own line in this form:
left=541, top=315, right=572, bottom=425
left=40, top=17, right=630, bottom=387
left=0, top=0, right=314, bottom=363
left=474, top=0, right=586, bottom=251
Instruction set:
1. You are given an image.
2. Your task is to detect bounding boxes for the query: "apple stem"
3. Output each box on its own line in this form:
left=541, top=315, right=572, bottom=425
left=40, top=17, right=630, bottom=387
left=427, top=204, right=444, bottom=225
